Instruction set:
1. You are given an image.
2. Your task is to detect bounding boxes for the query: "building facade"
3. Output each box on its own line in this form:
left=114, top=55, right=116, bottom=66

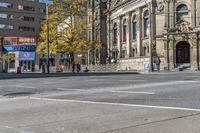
left=87, top=0, right=108, bottom=65
left=0, top=0, right=45, bottom=36
left=107, top=0, right=200, bottom=71
left=0, top=0, right=46, bottom=72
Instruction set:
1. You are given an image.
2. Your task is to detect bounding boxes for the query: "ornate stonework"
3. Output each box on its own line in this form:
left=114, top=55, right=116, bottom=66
left=176, top=20, right=193, bottom=33
left=105, top=0, right=200, bottom=71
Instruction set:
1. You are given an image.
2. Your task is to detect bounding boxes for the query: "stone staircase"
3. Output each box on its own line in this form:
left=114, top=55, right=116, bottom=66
left=175, top=63, right=191, bottom=71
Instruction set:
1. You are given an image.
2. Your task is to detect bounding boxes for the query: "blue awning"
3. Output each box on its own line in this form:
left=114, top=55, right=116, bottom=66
left=3, top=45, right=36, bottom=52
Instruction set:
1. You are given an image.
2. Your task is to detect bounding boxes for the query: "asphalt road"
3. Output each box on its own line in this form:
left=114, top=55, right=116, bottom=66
left=0, top=71, right=200, bottom=133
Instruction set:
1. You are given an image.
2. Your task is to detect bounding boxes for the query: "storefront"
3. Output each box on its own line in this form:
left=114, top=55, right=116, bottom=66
left=2, top=45, right=36, bottom=72
left=2, top=36, right=37, bottom=72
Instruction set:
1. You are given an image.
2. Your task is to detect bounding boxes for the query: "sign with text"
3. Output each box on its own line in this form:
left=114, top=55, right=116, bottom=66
left=144, top=62, right=150, bottom=72
left=18, top=37, right=36, bottom=43
left=3, top=45, right=36, bottom=52
left=19, top=52, right=35, bottom=61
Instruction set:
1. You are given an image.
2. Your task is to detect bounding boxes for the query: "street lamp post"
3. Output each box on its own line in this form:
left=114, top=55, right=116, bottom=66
left=45, top=0, right=50, bottom=73
left=0, top=36, right=3, bottom=72
left=146, top=1, right=154, bottom=72
left=149, top=2, right=153, bottom=72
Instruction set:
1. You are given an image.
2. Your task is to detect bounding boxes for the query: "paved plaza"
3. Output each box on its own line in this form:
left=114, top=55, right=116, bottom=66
left=0, top=72, right=200, bottom=133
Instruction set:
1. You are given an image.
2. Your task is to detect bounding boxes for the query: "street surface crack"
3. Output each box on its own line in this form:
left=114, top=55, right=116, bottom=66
left=100, top=112, right=200, bottom=133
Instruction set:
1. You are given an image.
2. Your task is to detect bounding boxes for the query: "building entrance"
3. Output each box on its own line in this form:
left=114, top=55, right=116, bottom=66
left=176, top=41, right=190, bottom=63
left=20, top=61, right=35, bottom=72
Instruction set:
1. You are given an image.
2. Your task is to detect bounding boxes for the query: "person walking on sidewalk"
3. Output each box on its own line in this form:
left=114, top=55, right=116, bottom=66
left=155, top=57, right=161, bottom=72
left=76, top=63, right=81, bottom=72
left=72, top=63, right=75, bottom=72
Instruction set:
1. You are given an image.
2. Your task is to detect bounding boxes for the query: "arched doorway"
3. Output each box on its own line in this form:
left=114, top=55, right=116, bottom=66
left=176, top=41, right=190, bottom=63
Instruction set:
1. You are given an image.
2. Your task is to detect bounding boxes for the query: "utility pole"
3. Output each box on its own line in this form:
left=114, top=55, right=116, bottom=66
left=0, top=36, right=3, bottom=72
left=147, top=1, right=154, bottom=72
left=92, top=0, right=95, bottom=65
left=108, top=0, right=111, bottom=63
left=46, top=1, right=50, bottom=74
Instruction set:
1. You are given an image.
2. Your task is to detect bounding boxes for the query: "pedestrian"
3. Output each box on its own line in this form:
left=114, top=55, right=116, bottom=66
left=23, top=63, right=27, bottom=71
left=72, top=62, right=75, bottom=72
left=155, top=57, right=161, bottom=72
left=42, top=63, right=45, bottom=73
left=76, top=63, right=81, bottom=72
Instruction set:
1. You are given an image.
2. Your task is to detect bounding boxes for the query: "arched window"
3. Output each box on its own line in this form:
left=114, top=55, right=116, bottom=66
left=113, top=23, right=117, bottom=45
left=123, top=19, right=127, bottom=42
left=132, top=16, right=137, bottom=40
left=143, top=10, right=149, bottom=37
left=176, top=4, right=188, bottom=22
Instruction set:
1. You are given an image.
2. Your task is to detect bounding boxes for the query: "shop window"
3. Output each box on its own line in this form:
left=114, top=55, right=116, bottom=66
left=49, top=58, right=55, bottom=66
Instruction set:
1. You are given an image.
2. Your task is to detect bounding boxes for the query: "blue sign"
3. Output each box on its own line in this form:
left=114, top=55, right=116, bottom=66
left=19, top=52, right=35, bottom=61
left=144, top=62, right=150, bottom=72
left=3, top=45, right=36, bottom=52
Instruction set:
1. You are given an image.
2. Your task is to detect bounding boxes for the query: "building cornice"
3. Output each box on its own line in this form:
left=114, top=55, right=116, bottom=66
left=108, top=0, right=151, bottom=19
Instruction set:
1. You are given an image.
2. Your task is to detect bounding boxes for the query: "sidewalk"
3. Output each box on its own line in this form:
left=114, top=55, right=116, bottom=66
left=0, top=71, right=140, bottom=80
left=0, top=70, right=199, bottom=80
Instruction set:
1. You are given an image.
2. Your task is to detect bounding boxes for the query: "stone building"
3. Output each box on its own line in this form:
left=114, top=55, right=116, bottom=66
left=107, top=0, right=200, bottom=71
left=87, top=0, right=108, bottom=65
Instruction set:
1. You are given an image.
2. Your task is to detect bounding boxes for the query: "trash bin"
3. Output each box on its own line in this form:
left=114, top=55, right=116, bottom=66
left=17, top=66, right=21, bottom=74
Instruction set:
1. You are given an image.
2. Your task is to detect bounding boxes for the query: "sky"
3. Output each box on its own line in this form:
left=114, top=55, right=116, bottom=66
left=39, top=0, right=52, bottom=4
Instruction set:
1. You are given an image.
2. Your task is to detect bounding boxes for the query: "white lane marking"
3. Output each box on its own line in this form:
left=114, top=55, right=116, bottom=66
left=31, top=97, right=200, bottom=112
left=110, top=91, right=155, bottom=95
left=18, top=86, right=36, bottom=89
left=84, top=79, right=105, bottom=82
left=0, top=97, right=28, bottom=102
left=43, top=80, right=200, bottom=97
left=7, top=85, right=36, bottom=89
left=120, top=80, right=146, bottom=82
left=56, top=88, right=84, bottom=91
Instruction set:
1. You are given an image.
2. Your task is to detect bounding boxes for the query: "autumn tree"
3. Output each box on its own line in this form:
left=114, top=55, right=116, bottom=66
left=37, top=0, right=101, bottom=62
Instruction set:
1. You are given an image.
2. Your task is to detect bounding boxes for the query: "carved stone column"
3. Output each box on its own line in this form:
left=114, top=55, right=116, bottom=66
left=126, top=13, right=131, bottom=58
left=117, top=18, right=121, bottom=59
left=136, top=8, right=142, bottom=56
left=169, top=0, right=175, bottom=28
left=107, top=15, right=111, bottom=59
left=190, top=34, right=198, bottom=70
left=191, top=0, right=197, bottom=27
left=168, top=35, right=175, bottom=70
left=163, top=34, right=169, bottom=70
